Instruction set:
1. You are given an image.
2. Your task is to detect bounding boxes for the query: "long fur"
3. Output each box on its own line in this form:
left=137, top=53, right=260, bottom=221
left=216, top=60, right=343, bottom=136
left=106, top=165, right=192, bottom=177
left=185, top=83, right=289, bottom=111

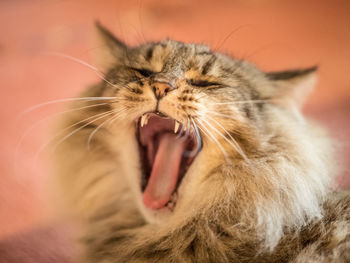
left=52, top=24, right=348, bottom=262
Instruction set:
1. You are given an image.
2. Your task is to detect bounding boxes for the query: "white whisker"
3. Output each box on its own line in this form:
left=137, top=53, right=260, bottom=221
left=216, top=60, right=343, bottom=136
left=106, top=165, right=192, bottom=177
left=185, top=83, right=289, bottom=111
left=208, top=99, right=271, bottom=105
left=176, top=124, right=185, bottom=139
left=87, top=115, right=116, bottom=150
left=87, top=108, right=129, bottom=149
left=201, top=117, right=249, bottom=162
left=200, top=110, right=236, bottom=120
left=46, top=52, right=157, bottom=93
left=53, top=110, right=120, bottom=152
left=18, top=97, right=121, bottom=120
left=192, top=118, right=213, bottom=142
left=44, top=52, right=122, bottom=90
left=15, top=101, right=116, bottom=172
left=47, top=52, right=99, bottom=71
left=33, top=109, right=120, bottom=165
left=183, top=119, right=191, bottom=140
left=190, top=117, right=202, bottom=157
left=206, top=115, right=249, bottom=162
left=106, top=108, right=128, bottom=127
left=195, top=118, right=229, bottom=161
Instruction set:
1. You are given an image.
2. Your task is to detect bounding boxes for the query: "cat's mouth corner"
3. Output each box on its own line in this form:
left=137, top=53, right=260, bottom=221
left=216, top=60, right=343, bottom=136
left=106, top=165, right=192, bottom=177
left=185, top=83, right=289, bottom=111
left=136, top=112, right=201, bottom=211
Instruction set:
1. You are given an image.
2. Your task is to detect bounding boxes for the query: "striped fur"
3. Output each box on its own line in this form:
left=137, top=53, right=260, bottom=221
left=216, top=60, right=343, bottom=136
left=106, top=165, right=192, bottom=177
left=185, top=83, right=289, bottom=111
left=52, top=24, right=348, bottom=262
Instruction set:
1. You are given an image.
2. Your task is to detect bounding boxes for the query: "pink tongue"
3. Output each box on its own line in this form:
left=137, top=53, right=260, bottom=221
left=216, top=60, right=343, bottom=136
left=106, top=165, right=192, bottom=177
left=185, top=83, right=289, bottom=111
left=142, top=133, right=186, bottom=209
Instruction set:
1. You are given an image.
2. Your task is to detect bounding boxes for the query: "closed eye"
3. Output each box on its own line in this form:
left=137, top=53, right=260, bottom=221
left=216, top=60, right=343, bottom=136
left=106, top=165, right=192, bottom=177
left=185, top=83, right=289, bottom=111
left=188, top=79, right=221, bottom=87
left=132, top=68, right=154, bottom=77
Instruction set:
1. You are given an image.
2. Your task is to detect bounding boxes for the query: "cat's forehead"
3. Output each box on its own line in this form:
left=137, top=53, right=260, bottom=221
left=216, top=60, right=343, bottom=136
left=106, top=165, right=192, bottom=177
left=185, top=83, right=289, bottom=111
left=143, top=40, right=211, bottom=57
left=136, top=40, right=232, bottom=76
left=140, top=41, right=208, bottom=62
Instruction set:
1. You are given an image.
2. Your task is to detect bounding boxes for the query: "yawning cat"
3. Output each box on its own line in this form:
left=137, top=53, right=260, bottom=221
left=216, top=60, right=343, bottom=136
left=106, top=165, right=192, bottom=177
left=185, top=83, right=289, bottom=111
left=52, top=23, right=350, bottom=262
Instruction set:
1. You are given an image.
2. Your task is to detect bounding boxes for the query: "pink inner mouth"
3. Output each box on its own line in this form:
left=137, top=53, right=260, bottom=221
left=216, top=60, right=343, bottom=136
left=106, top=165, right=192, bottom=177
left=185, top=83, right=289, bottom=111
left=138, top=114, right=199, bottom=210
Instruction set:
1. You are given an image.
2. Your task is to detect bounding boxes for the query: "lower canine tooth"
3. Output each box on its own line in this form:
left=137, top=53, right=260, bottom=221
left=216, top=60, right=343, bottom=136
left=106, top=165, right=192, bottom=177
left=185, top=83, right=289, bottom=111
left=174, top=121, right=180, bottom=133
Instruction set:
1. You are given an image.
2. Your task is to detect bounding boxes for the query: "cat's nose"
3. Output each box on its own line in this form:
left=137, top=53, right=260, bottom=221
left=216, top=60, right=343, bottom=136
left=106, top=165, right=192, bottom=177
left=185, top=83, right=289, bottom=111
left=152, top=82, right=175, bottom=99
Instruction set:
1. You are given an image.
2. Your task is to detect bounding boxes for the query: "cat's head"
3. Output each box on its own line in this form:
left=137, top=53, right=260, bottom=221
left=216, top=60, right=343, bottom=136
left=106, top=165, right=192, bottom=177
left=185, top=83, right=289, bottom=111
left=93, top=23, right=323, bottom=227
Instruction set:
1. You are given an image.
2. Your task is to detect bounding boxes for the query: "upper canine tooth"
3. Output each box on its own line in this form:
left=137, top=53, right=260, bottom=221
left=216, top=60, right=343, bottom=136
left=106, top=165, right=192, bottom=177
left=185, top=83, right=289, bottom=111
left=174, top=121, right=180, bottom=133
left=141, top=114, right=147, bottom=127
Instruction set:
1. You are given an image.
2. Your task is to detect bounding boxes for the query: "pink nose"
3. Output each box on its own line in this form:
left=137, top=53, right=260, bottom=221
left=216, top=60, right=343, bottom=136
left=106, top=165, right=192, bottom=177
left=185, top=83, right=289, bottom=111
left=152, top=82, right=175, bottom=99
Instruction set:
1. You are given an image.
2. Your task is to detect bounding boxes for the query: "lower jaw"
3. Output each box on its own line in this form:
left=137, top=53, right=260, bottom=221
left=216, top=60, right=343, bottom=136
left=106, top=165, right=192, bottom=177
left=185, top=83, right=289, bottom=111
left=138, top=192, right=179, bottom=223
left=142, top=191, right=178, bottom=212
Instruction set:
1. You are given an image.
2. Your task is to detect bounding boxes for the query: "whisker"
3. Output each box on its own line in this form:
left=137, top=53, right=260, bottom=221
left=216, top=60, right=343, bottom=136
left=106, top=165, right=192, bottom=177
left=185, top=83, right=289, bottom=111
left=190, top=117, right=202, bottom=157
left=207, top=99, right=271, bottom=105
left=183, top=119, right=191, bottom=140
left=182, top=119, right=197, bottom=157
left=106, top=107, right=128, bottom=127
left=34, top=109, right=120, bottom=164
left=87, top=111, right=124, bottom=149
left=15, top=101, right=116, bottom=166
left=31, top=109, right=120, bottom=172
left=195, top=118, right=229, bottom=161
left=45, top=52, right=153, bottom=93
left=206, top=115, right=249, bottom=162
left=201, top=117, right=249, bottom=162
left=192, top=119, right=213, bottom=142
left=203, top=108, right=300, bottom=130
left=87, top=107, right=129, bottom=149
left=87, top=116, right=115, bottom=150
left=176, top=124, right=185, bottom=139
left=203, top=107, right=302, bottom=129
left=47, top=52, right=99, bottom=71
left=201, top=110, right=236, bottom=120
left=45, top=52, right=123, bottom=90
left=51, top=110, right=120, bottom=154
left=18, top=97, right=121, bottom=120
left=213, top=24, right=251, bottom=52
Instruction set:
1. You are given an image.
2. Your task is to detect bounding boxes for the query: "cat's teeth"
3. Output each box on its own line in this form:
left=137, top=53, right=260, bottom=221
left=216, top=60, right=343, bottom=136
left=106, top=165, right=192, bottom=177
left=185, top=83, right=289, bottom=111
left=141, top=114, right=147, bottom=127
left=183, top=125, right=187, bottom=131
left=174, top=121, right=180, bottom=133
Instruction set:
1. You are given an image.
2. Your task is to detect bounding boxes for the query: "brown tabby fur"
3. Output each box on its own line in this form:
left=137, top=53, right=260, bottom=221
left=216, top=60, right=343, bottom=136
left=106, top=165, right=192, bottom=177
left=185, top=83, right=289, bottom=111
left=52, top=23, right=350, bottom=262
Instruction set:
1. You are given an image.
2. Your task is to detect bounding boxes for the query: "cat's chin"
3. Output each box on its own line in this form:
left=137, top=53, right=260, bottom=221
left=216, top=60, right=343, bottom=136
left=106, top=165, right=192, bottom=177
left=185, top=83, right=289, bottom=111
left=140, top=203, right=175, bottom=223
left=135, top=111, right=201, bottom=214
left=139, top=179, right=183, bottom=223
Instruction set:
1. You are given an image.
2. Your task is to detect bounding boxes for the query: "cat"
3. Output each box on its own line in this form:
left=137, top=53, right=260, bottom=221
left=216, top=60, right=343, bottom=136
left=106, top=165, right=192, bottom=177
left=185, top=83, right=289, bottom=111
left=52, top=22, right=350, bottom=262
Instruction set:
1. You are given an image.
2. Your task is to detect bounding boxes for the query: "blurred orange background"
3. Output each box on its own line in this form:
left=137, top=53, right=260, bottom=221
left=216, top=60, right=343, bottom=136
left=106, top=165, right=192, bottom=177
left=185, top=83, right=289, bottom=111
left=0, top=0, right=349, bottom=261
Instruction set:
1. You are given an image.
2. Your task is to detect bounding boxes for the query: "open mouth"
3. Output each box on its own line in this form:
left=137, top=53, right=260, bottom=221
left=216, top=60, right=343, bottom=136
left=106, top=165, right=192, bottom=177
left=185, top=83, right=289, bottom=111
left=137, top=112, right=201, bottom=211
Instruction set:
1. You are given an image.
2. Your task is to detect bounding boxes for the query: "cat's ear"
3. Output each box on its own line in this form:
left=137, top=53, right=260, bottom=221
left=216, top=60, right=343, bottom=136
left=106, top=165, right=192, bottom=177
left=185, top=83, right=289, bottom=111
left=266, top=66, right=318, bottom=109
left=92, top=21, right=128, bottom=70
